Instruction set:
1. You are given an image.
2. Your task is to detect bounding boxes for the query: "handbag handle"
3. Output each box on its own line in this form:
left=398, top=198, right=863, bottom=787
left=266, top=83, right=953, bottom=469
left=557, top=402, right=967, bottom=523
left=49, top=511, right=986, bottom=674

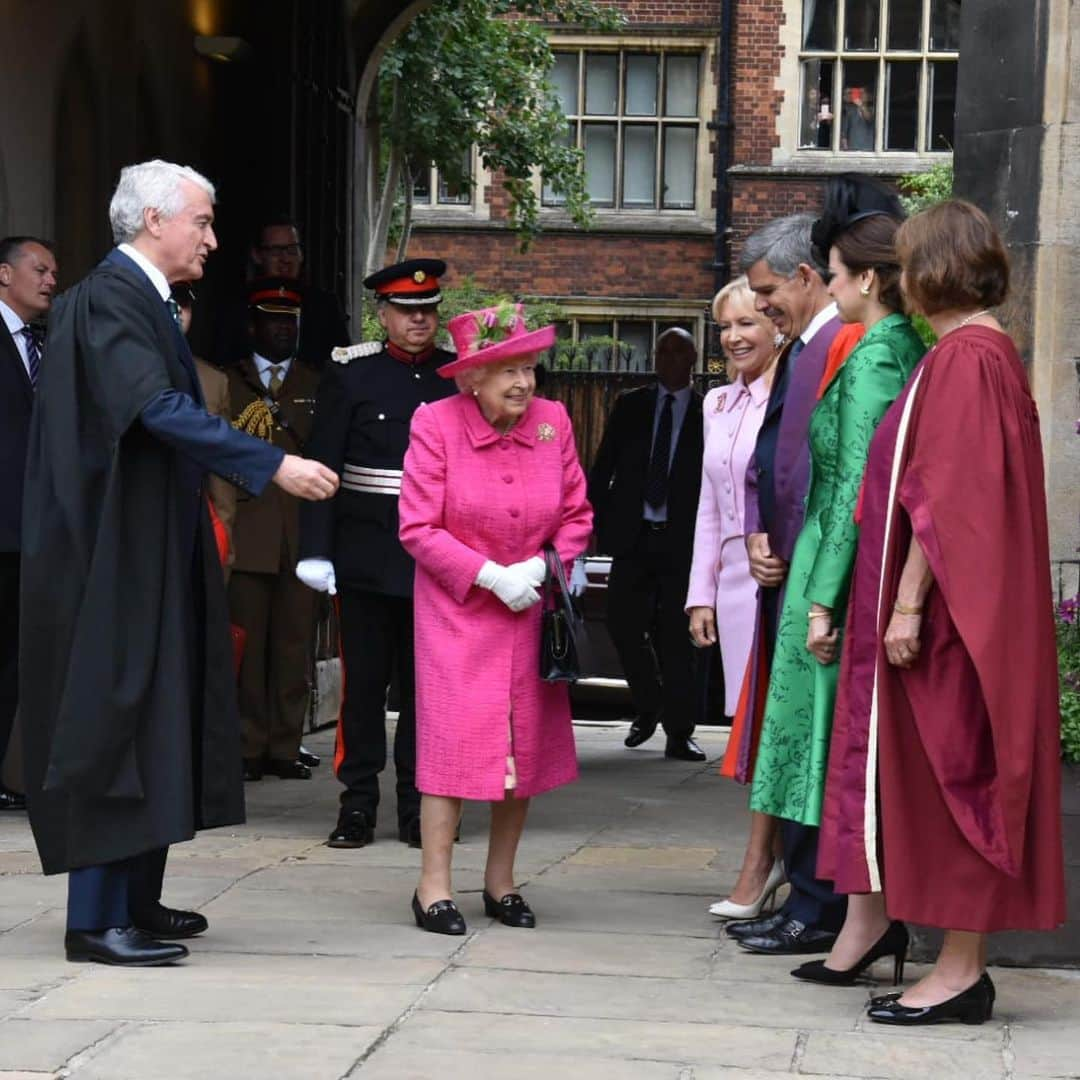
left=542, top=544, right=576, bottom=621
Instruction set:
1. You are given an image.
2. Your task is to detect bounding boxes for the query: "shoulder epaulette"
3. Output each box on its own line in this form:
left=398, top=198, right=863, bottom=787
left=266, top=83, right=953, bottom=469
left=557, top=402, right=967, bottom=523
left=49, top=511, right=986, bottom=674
left=331, top=341, right=384, bottom=365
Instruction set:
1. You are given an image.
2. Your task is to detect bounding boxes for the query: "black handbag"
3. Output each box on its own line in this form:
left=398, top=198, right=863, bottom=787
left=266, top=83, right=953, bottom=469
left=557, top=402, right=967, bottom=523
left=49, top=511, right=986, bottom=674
left=539, top=545, right=592, bottom=683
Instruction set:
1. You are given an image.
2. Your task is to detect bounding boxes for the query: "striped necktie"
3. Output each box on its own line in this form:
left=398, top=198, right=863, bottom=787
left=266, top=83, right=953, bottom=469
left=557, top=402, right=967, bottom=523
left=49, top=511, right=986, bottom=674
left=20, top=325, right=40, bottom=387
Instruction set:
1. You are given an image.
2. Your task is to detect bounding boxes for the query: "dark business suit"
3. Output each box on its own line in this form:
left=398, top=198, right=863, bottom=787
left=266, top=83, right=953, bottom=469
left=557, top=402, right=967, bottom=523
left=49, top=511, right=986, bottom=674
left=589, top=384, right=704, bottom=737
left=0, top=319, right=34, bottom=783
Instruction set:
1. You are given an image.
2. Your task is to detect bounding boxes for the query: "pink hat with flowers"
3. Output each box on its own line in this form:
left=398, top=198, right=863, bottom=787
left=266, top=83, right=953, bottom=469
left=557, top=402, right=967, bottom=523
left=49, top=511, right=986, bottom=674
left=438, top=301, right=556, bottom=378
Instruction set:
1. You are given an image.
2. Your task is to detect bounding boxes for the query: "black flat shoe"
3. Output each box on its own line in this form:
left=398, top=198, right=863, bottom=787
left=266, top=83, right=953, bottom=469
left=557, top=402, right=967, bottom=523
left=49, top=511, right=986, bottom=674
left=297, top=745, right=321, bottom=768
left=327, top=809, right=375, bottom=848
left=624, top=714, right=659, bottom=748
left=791, top=922, right=908, bottom=986
left=242, top=758, right=263, bottom=782
left=665, top=736, right=706, bottom=762
left=483, top=890, right=536, bottom=928
left=726, top=910, right=787, bottom=939
left=132, top=903, right=209, bottom=941
left=265, top=758, right=312, bottom=780
left=0, top=785, right=26, bottom=811
left=412, top=891, right=466, bottom=935
left=65, top=928, right=188, bottom=966
left=867, top=972, right=995, bottom=1026
left=737, top=918, right=838, bottom=955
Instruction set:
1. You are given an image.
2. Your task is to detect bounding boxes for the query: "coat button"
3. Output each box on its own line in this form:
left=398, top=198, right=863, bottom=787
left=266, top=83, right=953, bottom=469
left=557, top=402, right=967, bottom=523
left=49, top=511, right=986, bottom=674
left=500, top=443, right=510, bottom=451
left=503, top=474, right=513, bottom=483
left=414, top=372, right=421, bottom=380
left=509, top=508, right=520, bottom=518
left=378, top=413, right=386, bottom=420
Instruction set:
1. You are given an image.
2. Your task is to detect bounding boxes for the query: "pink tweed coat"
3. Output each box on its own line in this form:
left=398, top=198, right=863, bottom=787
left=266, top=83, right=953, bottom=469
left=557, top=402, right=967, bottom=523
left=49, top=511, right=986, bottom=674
left=398, top=393, right=593, bottom=800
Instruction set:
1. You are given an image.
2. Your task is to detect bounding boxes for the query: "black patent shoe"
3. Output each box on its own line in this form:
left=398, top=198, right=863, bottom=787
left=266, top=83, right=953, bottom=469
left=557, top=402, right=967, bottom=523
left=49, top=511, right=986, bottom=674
left=868, top=972, right=995, bottom=1026
left=791, top=922, right=908, bottom=986
left=242, top=758, right=264, bottom=782
left=399, top=818, right=422, bottom=848
left=624, top=714, right=659, bottom=748
left=0, top=785, right=26, bottom=811
left=726, top=910, right=787, bottom=939
left=65, top=927, right=188, bottom=966
left=664, top=736, right=707, bottom=762
left=737, top=917, right=837, bottom=955
left=327, top=809, right=375, bottom=848
left=265, top=758, right=312, bottom=780
left=297, top=745, right=321, bottom=768
left=132, top=903, right=209, bottom=940
left=483, top=890, right=536, bottom=928
left=412, top=891, right=466, bottom=935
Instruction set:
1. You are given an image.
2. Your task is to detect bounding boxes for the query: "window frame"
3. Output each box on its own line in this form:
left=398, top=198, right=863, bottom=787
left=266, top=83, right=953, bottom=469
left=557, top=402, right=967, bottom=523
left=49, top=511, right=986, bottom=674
left=775, top=0, right=959, bottom=164
left=410, top=146, right=491, bottom=220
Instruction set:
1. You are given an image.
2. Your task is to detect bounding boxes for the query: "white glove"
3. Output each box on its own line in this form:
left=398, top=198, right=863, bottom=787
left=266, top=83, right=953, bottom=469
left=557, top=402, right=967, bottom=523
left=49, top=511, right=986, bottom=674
left=506, top=555, right=546, bottom=588
left=296, top=558, right=337, bottom=595
left=475, top=560, right=541, bottom=612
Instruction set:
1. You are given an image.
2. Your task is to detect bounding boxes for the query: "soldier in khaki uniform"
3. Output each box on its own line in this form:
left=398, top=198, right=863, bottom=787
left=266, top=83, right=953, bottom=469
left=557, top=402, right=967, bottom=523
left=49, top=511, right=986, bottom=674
left=228, top=279, right=321, bottom=780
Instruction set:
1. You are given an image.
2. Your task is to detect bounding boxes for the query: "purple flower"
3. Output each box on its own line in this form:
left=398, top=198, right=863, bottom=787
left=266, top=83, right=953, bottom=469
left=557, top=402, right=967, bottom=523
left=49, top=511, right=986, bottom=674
left=484, top=311, right=498, bottom=328
left=1060, top=596, right=1079, bottom=624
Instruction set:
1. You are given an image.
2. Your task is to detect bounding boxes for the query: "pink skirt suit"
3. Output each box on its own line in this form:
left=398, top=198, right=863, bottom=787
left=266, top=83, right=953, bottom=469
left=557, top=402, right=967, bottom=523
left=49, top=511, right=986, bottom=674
left=685, top=375, right=771, bottom=715
left=398, top=393, right=593, bottom=800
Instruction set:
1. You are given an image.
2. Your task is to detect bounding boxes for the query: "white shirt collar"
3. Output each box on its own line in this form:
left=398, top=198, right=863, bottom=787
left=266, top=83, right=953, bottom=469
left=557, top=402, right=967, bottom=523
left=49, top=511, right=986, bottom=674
left=253, top=353, right=292, bottom=376
left=117, top=243, right=171, bottom=302
left=0, top=297, right=25, bottom=336
left=800, top=302, right=839, bottom=346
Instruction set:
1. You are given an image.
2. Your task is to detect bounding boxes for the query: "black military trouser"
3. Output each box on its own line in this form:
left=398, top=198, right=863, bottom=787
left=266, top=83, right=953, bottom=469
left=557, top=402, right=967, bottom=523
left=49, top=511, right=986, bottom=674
left=336, top=587, right=418, bottom=825
left=0, top=553, right=19, bottom=783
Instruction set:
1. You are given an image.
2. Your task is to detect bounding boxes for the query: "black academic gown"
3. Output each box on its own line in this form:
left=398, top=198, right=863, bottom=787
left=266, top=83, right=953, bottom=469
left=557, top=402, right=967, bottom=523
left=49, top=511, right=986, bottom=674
left=20, top=251, right=274, bottom=875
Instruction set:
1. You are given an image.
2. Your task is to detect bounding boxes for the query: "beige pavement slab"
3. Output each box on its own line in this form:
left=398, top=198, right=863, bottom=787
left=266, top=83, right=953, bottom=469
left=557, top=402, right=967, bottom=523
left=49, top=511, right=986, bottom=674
left=69, top=1021, right=382, bottom=1080
left=801, top=1028, right=1007, bottom=1078
left=0, top=1018, right=118, bottom=1072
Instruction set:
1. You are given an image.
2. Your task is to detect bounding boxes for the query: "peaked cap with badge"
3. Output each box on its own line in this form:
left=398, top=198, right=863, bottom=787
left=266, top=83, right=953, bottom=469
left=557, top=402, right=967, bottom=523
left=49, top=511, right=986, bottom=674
left=363, top=259, right=446, bottom=306
left=247, top=277, right=304, bottom=316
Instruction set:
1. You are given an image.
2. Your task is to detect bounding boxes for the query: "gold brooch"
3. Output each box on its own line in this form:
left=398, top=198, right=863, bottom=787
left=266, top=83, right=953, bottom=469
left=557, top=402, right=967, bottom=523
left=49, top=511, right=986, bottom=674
left=537, top=422, right=556, bottom=441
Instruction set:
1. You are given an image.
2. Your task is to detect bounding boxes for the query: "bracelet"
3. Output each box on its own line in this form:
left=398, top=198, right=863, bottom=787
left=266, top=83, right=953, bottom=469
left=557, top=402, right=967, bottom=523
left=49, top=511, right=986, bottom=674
left=893, top=601, right=923, bottom=616
left=808, top=610, right=832, bottom=621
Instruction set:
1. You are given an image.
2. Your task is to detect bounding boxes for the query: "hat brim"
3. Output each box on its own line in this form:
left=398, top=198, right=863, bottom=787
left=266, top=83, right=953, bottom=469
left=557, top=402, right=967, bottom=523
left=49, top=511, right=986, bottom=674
left=437, top=325, right=556, bottom=379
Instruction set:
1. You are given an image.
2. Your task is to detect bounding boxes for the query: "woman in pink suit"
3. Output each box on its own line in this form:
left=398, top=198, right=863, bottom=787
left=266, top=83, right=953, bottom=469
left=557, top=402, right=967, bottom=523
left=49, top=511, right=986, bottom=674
left=399, top=303, right=592, bottom=936
left=686, top=276, right=784, bottom=920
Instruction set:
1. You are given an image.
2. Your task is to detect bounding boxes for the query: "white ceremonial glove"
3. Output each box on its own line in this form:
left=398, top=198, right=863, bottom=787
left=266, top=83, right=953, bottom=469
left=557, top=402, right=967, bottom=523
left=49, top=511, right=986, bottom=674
left=475, top=560, right=541, bottom=613
left=296, top=558, right=337, bottom=596
left=506, top=555, right=546, bottom=589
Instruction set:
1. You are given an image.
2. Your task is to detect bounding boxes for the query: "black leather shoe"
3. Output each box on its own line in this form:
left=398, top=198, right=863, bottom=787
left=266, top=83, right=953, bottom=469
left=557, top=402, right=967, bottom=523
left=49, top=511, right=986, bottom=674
left=412, top=891, right=466, bottom=935
left=265, top=758, right=312, bottom=780
left=242, top=758, right=263, bottom=782
left=65, top=927, right=188, bottom=966
left=737, top=918, right=838, bottom=955
left=297, top=745, right=321, bottom=768
left=483, top=890, right=536, bottom=928
left=791, top=922, right=908, bottom=986
left=0, top=785, right=26, bottom=811
left=399, top=818, right=422, bottom=848
left=132, top=903, right=209, bottom=941
left=327, top=809, right=375, bottom=848
left=624, top=714, right=659, bottom=748
left=665, top=736, right=706, bottom=762
left=868, top=972, right=995, bottom=1026
left=726, top=910, right=787, bottom=939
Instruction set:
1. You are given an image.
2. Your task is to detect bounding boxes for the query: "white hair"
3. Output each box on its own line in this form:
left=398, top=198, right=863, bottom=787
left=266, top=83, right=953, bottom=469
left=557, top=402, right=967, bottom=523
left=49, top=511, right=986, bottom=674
left=108, top=160, right=216, bottom=244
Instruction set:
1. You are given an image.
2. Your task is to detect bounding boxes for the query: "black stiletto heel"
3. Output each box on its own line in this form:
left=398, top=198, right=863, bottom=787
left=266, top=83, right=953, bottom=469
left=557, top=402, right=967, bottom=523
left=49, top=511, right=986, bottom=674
left=791, top=921, right=909, bottom=986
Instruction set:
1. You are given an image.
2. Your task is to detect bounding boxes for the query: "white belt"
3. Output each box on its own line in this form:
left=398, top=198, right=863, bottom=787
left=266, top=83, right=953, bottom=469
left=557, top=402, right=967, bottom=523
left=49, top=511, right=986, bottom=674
left=341, top=464, right=402, bottom=496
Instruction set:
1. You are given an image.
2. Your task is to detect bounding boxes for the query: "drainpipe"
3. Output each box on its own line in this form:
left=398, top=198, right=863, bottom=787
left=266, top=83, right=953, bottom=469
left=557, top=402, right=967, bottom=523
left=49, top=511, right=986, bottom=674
left=707, top=0, right=735, bottom=292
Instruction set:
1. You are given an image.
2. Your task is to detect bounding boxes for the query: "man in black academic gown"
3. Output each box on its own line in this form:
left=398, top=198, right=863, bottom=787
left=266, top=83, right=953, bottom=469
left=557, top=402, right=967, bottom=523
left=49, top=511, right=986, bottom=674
left=20, top=159, right=339, bottom=967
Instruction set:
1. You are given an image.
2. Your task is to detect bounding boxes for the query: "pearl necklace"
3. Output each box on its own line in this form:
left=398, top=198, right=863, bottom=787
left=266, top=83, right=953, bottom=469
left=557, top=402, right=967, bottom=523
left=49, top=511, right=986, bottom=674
left=940, top=308, right=990, bottom=338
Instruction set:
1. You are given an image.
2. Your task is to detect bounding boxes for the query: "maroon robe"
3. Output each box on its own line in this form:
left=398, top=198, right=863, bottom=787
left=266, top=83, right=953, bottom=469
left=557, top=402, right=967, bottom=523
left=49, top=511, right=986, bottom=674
left=818, top=326, right=1065, bottom=931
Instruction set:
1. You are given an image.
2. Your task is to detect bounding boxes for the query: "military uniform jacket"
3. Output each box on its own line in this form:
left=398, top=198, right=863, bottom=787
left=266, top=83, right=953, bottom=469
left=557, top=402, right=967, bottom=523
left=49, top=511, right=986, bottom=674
left=299, top=342, right=457, bottom=597
left=227, top=357, right=320, bottom=575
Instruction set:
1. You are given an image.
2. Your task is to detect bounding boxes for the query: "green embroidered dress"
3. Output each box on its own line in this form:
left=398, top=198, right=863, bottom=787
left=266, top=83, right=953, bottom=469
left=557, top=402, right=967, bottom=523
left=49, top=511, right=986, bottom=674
left=749, top=313, right=925, bottom=826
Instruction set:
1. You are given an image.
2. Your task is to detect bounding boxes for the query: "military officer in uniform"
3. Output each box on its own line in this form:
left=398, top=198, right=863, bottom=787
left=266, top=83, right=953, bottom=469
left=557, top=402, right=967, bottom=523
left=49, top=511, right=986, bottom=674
left=229, top=279, right=322, bottom=781
left=298, top=259, right=456, bottom=848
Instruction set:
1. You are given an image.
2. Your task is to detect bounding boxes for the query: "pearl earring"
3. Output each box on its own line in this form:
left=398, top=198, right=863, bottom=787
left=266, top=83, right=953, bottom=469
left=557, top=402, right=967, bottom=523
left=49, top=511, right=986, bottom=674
left=472, top=389, right=479, bottom=397
left=859, top=284, right=871, bottom=297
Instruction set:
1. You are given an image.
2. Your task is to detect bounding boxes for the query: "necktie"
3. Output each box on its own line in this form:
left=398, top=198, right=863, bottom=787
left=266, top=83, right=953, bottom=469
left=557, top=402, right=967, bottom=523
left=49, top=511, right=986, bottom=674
left=788, top=338, right=805, bottom=364
left=644, top=392, right=675, bottom=510
left=268, top=365, right=285, bottom=398
left=20, top=326, right=40, bottom=387
left=165, top=297, right=182, bottom=328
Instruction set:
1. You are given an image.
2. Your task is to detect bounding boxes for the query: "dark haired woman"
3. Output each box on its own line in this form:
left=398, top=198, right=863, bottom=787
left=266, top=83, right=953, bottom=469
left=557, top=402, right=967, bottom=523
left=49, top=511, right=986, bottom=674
left=817, top=200, right=1064, bottom=1025
left=744, top=211, right=925, bottom=948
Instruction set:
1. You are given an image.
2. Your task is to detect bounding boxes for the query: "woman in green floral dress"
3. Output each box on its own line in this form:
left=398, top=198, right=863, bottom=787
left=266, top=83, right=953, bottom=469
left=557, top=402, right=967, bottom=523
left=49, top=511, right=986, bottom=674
left=749, top=212, right=925, bottom=829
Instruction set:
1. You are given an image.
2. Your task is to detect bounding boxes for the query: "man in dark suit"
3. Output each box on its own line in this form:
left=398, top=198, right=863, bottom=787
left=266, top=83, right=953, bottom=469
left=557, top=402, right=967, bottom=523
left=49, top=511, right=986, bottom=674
left=588, top=329, right=706, bottom=761
left=214, top=216, right=349, bottom=371
left=0, top=236, right=58, bottom=811
left=20, top=160, right=339, bottom=967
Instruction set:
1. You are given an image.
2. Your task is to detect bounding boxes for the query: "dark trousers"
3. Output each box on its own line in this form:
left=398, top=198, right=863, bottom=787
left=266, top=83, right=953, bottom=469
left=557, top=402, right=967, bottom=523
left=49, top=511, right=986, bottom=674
left=0, top=553, right=18, bottom=784
left=67, top=847, right=168, bottom=931
left=606, top=526, right=698, bottom=738
left=336, top=588, right=417, bottom=824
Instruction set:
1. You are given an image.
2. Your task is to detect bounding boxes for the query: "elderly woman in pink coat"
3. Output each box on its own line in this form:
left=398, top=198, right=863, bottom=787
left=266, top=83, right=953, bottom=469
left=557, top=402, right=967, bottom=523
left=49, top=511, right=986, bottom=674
left=398, top=302, right=592, bottom=936
left=686, top=276, right=784, bottom=921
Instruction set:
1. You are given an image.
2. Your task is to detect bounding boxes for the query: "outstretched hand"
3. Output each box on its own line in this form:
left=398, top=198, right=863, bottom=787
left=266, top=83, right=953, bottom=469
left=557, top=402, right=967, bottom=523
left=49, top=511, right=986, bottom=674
left=273, top=455, right=339, bottom=501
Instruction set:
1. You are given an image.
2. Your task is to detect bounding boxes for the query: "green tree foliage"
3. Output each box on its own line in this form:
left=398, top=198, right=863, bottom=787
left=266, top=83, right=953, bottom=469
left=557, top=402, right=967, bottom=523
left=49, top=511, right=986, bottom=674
left=366, top=0, right=624, bottom=274
left=897, top=160, right=954, bottom=216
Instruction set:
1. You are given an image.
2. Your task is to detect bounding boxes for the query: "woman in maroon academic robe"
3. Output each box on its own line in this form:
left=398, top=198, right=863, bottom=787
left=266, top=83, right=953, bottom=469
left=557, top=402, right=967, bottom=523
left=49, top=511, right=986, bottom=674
left=815, top=201, right=1065, bottom=1026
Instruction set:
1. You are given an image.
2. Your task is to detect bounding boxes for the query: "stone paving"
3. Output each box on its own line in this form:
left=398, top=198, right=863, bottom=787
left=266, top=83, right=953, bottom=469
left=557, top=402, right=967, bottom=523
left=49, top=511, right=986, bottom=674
left=1, top=722, right=1078, bottom=1079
